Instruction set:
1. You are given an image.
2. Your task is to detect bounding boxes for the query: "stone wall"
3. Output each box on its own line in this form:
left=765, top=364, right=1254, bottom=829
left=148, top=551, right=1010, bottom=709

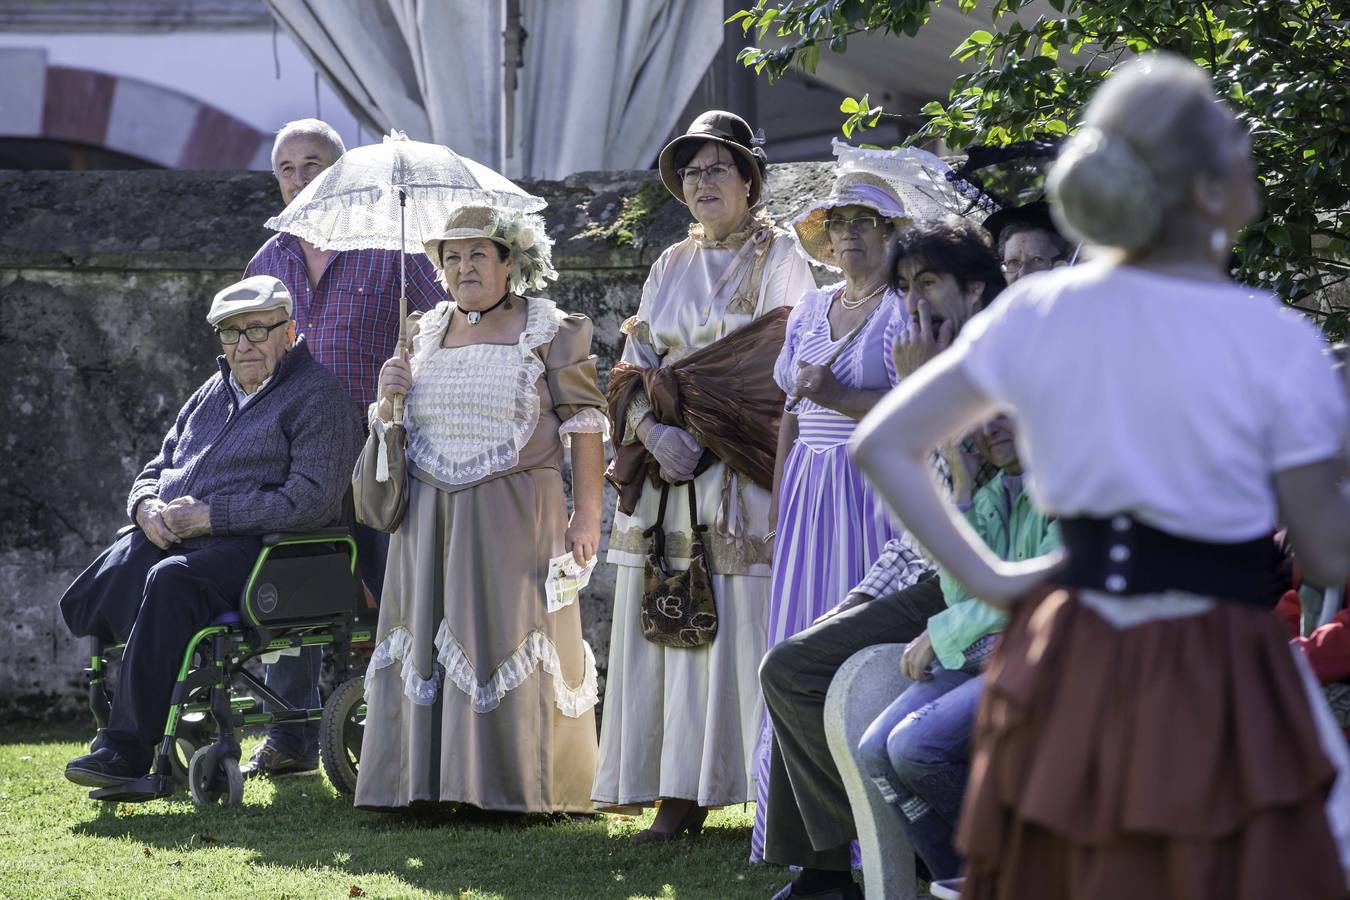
left=0, top=162, right=832, bottom=715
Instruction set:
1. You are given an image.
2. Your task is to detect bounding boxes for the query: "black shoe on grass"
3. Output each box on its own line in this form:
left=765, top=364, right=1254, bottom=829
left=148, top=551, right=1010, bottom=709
left=65, top=748, right=143, bottom=788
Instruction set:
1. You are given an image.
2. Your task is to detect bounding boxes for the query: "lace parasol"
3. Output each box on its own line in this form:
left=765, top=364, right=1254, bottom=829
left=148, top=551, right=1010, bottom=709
left=265, top=130, right=545, bottom=254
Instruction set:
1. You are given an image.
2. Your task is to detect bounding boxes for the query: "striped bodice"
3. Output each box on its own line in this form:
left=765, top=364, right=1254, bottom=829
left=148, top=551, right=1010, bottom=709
left=773, top=284, right=906, bottom=418
left=796, top=410, right=858, bottom=450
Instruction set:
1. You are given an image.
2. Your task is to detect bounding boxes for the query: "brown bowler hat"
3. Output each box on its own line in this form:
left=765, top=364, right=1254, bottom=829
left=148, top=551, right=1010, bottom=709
left=658, top=110, right=765, bottom=207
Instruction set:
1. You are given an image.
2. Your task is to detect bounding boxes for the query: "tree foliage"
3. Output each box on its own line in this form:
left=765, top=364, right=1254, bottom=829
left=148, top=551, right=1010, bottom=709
left=732, top=0, right=1350, bottom=336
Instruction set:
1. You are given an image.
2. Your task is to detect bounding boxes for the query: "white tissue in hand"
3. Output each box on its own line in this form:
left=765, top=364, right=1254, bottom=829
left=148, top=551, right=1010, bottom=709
left=545, top=553, right=597, bottom=613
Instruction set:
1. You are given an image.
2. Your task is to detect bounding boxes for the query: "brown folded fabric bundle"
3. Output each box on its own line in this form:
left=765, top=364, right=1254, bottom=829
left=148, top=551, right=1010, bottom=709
left=607, top=306, right=790, bottom=515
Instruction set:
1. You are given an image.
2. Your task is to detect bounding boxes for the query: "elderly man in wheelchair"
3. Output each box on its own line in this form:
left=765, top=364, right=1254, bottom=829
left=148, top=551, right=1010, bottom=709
left=59, top=276, right=364, bottom=802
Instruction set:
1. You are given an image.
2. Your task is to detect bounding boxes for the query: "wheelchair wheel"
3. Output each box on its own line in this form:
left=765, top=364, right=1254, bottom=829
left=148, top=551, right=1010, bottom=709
left=188, top=746, right=243, bottom=807
left=320, top=675, right=364, bottom=796
left=168, top=737, right=198, bottom=785
left=169, top=713, right=213, bottom=785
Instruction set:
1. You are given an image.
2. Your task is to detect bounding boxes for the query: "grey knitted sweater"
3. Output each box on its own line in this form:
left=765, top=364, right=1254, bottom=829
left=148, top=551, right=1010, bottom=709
left=127, top=339, right=363, bottom=544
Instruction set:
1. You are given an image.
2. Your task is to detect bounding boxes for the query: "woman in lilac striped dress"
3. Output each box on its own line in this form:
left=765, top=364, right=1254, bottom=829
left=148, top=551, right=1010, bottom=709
left=750, top=169, right=911, bottom=862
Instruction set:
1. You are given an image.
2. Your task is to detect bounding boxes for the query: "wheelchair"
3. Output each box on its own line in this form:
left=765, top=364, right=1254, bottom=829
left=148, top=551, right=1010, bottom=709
left=84, top=527, right=373, bottom=806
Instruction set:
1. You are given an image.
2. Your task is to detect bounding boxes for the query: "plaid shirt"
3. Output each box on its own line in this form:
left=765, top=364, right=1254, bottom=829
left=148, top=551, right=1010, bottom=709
left=245, top=233, right=446, bottom=412
left=852, top=535, right=933, bottom=600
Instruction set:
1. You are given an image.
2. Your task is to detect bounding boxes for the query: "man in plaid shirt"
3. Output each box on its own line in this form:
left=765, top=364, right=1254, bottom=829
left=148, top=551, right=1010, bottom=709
left=241, top=119, right=445, bottom=778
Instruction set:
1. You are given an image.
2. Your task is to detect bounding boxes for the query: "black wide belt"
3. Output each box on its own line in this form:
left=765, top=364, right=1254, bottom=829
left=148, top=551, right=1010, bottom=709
left=1057, top=515, right=1281, bottom=607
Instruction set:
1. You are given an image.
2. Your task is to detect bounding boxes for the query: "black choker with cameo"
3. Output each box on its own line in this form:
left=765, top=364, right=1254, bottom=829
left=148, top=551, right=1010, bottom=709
left=458, top=293, right=512, bottom=326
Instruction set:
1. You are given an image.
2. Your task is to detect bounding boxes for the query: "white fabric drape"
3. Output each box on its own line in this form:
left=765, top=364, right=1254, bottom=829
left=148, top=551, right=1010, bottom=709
left=513, top=0, right=722, bottom=178
left=264, top=0, right=501, bottom=164
left=264, top=0, right=721, bottom=177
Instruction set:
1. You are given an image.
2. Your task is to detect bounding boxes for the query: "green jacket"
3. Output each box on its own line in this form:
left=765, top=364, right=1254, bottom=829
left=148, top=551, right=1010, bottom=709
left=929, top=472, right=1059, bottom=670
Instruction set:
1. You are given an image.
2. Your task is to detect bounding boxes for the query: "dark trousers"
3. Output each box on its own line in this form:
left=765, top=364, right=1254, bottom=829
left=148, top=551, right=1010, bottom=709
left=62, top=529, right=260, bottom=772
left=759, top=574, right=946, bottom=870
left=262, top=523, right=387, bottom=756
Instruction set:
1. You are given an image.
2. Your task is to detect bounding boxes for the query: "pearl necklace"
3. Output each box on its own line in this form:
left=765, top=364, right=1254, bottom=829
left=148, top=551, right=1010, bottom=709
left=838, top=284, right=886, bottom=310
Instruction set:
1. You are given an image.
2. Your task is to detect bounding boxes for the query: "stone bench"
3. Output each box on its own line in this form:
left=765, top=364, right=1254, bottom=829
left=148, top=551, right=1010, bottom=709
left=823, top=643, right=919, bottom=900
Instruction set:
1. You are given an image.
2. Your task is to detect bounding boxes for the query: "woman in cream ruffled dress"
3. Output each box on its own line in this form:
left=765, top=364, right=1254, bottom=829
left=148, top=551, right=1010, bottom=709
left=355, top=204, right=610, bottom=813
left=592, top=111, right=815, bottom=839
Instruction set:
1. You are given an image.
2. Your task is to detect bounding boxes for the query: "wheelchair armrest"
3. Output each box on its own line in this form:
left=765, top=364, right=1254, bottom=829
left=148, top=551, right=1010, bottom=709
left=262, top=527, right=353, bottom=546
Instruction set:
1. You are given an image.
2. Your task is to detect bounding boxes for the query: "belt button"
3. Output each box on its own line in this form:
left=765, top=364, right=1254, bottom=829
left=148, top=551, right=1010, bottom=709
left=1109, top=544, right=1130, bottom=563
left=1105, top=574, right=1127, bottom=593
left=1111, top=515, right=1131, bottom=532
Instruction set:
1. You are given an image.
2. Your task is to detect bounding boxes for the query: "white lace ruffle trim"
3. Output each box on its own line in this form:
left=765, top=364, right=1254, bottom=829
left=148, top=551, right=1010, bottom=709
left=403, top=298, right=562, bottom=485
left=367, top=627, right=440, bottom=705
left=365, top=623, right=599, bottom=719
left=558, top=406, right=611, bottom=447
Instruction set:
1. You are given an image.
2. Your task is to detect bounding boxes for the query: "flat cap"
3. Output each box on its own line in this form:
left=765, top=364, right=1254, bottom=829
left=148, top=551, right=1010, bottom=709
left=207, top=275, right=293, bottom=327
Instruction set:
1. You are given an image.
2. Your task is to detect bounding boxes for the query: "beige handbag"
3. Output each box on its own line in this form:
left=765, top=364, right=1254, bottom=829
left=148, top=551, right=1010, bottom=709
left=352, top=421, right=409, bottom=533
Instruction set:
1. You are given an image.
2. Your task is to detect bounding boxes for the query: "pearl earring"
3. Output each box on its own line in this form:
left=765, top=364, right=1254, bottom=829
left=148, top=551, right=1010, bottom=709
left=1210, top=227, right=1229, bottom=257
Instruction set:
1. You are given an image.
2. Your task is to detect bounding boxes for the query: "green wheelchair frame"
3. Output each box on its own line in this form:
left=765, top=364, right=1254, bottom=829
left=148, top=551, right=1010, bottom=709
left=85, top=527, right=372, bottom=805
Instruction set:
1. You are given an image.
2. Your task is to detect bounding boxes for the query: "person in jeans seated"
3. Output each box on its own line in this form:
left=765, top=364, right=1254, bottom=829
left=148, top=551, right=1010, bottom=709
left=60, top=276, right=363, bottom=789
left=856, top=414, right=1057, bottom=884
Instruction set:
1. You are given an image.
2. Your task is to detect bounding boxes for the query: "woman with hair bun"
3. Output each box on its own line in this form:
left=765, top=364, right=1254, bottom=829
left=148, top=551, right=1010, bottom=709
left=854, top=54, right=1350, bottom=898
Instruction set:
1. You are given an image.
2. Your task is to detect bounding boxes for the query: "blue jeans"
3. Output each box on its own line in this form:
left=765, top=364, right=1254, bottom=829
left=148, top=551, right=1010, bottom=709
left=263, top=523, right=388, bottom=757
left=262, top=646, right=322, bottom=758
left=857, top=667, right=983, bottom=880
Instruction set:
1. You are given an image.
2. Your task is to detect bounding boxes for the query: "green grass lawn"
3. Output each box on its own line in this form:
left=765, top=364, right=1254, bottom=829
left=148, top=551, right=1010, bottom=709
left=0, top=723, right=796, bottom=900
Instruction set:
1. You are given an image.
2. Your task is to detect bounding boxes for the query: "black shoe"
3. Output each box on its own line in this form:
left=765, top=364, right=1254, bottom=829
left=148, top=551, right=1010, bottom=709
left=240, top=742, right=318, bottom=780
left=65, top=748, right=144, bottom=788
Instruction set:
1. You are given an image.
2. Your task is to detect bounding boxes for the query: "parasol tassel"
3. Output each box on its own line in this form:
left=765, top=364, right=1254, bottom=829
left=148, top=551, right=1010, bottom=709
left=375, top=422, right=390, bottom=483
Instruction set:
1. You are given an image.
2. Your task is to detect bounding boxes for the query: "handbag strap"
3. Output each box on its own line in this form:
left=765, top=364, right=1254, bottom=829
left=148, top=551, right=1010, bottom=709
left=643, top=482, right=671, bottom=563
left=642, top=480, right=705, bottom=565
left=686, top=479, right=706, bottom=554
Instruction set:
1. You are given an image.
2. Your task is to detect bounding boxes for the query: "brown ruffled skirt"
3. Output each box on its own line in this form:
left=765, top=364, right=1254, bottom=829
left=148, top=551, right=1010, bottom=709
left=958, top=587, right=1347, bottom=900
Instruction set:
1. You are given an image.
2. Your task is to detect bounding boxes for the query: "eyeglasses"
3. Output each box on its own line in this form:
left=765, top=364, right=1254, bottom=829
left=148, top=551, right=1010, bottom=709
left=1002, top=255, right=1056, bottom=275
left=677, top=162, right=736, bottom=185
left=216, top=320, right=289, bottom=345
left=825, top=215, right=885, bottom=236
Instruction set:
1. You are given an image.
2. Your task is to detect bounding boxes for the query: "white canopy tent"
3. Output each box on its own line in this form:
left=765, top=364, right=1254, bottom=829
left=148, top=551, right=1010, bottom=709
left=263, top=0, right=724, bottom=178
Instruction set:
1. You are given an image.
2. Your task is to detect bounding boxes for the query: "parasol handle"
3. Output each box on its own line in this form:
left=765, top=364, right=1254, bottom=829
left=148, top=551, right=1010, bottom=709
left=391, top=189, right=409, bottom=426
left=391, top=293, right=408, bottom=425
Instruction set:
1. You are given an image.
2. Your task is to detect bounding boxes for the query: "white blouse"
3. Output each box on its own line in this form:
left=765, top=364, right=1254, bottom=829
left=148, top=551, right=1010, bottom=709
left=951, top=262, right=1347, bottom=542
left=402, top=298, right=607, bottom=486
left=621, top=225, right=817, bottom=368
